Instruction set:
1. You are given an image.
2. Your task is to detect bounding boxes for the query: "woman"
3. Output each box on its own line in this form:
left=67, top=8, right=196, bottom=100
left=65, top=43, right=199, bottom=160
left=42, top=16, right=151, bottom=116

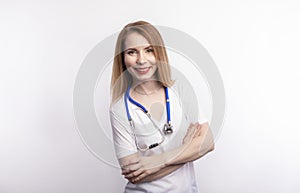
left=110, top=20, right=214, bottom=193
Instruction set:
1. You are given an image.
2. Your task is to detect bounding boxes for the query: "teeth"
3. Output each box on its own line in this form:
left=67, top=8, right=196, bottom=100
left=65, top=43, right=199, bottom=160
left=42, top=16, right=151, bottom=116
left=135, top=67, right=150, bottom=72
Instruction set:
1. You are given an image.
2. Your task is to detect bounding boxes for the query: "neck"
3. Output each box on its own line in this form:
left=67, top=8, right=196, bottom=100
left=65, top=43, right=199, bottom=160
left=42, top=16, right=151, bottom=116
left=132, top=79, right=162, bottom=95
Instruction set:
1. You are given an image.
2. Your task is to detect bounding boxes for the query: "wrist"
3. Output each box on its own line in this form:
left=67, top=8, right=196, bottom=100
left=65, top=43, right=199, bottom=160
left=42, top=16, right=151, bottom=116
left=158, top=153, right=168, bottom=168
left=149, top=153, right=167, bottom=170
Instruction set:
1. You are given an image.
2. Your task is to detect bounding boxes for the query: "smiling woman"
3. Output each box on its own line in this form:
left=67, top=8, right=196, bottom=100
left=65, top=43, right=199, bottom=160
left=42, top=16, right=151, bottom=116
left=110, top=21, right=174, bottom=104
left=109, top=21, right=214, bottom=193
left=123, top=32, right=158, bottom=83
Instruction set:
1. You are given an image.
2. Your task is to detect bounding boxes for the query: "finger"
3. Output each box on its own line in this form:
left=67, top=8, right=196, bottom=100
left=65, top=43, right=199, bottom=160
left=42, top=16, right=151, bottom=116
left=188, top=123, right=198, bottom=139
left=125, top=169, right=144, bottom=179
left=187, top=124, right=195, bottom=135
left=130, top=171, right=148, bottom=183
left=185, top=123, right=193, bottom=134
left=122, top=162, right=141, bottom=171
left=190, top=123, right=200, bottom=136
left=122, top=163, right=142, bottom=175
left=190, top=123, right=197, bottom=132
left=195, top=123, right=202, bottom=136
left=122, top=168, right=133, bottom=175
left=186, top=124, right=197, bottom=139
left=188, top=123, right=195, bottom=129
left=121, top=157, right=140, bottom=168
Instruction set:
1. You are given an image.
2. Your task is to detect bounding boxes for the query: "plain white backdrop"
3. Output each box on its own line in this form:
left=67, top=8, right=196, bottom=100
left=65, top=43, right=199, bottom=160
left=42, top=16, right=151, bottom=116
left=1, top=0, right=300, bottom=193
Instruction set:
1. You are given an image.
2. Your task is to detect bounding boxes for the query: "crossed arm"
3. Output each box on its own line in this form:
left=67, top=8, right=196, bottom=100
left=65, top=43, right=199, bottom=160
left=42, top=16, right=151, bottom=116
left=119, top=122, right=215, bottom=184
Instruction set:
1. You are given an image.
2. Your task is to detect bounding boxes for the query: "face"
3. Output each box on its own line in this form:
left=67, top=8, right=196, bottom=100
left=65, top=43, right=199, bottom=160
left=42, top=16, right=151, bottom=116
left=123, top=32, right=158, bottom=82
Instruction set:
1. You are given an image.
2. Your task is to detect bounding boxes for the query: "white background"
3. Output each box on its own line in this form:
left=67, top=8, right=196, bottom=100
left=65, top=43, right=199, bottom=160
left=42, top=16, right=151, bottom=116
left=1, top=0, right=300, bottom=193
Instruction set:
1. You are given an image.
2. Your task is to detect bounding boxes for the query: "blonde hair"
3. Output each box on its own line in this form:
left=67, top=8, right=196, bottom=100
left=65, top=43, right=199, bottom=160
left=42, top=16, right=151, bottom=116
left=110, top=21, right=174, bottom=103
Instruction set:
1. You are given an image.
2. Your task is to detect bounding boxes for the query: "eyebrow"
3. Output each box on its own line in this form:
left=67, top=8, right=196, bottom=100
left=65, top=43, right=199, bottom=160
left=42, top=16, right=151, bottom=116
left=124, top=46, right=153, bottom=52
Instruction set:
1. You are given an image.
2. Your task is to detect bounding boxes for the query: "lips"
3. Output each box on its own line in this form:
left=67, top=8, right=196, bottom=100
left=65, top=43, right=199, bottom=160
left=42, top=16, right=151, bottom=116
left=134, top=67, right=151, bottom=74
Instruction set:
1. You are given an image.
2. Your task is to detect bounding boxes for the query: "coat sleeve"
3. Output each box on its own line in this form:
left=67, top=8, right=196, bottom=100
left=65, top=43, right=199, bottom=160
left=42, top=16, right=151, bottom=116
left=172, top=72, right=208, bottom=125
left=110, top=108, right=138, bottom=160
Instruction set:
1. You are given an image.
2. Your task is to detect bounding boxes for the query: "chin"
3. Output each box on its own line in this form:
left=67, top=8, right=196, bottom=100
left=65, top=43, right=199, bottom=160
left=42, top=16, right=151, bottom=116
left=135, top=76, right=155, bottom=82
left=133, top=71, right=157, bottom=82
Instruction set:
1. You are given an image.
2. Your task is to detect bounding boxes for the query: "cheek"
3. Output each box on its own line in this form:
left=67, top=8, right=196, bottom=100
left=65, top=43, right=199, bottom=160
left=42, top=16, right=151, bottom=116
left=124, top=55, right=136, bottom=68
left=148, top=55, right=156, bottom=63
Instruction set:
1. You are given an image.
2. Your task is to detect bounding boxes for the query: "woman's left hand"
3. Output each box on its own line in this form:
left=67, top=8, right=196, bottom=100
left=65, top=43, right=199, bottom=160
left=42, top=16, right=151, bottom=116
left=121, top=154, right=166, bottom=183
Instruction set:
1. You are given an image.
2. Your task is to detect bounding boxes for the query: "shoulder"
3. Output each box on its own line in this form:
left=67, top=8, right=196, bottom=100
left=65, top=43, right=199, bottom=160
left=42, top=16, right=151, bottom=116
left=109, top=94, right=127, bottom=120
left=169, top=70, right=201, bottom=120
left=169, top=72, right=197, bottom=102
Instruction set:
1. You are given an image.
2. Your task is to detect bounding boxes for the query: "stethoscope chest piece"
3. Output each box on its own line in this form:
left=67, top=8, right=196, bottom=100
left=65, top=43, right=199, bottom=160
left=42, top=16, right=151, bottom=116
left=163, top=122, right=173, bottom=135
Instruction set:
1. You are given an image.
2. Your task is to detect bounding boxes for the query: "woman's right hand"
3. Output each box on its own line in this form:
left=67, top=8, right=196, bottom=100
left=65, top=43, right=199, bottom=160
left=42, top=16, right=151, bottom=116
left=120, top=153, right=166, bottom=183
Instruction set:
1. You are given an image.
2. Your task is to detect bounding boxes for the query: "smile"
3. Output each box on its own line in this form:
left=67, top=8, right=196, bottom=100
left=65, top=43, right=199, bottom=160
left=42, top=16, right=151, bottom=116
left=134, top=67, right=151, bottom=74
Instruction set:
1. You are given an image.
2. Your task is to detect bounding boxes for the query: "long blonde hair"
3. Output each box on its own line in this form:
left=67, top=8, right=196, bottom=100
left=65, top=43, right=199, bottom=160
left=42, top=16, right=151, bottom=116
left=110, top=21, right=174, bottom=103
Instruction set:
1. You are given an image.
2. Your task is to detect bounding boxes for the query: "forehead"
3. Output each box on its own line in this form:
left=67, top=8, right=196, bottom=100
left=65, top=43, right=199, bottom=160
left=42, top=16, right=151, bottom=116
left=124, top=32, right=150, bottom=49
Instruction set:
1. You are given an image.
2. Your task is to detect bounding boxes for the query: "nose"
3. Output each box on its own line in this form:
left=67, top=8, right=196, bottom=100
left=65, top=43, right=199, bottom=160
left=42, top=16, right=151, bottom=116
left=137, top=52, right=147, bottom=65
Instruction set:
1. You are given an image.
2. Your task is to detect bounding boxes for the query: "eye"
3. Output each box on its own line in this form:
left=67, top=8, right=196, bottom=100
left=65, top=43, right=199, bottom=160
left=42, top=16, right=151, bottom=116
left=146, top=48, right=154, bottom=53
left=126, top=50, right=137, bottom=55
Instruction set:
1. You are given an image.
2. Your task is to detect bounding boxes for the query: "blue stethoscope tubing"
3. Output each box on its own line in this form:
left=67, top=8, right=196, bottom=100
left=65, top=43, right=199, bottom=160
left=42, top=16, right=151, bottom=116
left=124, top=85, right=173, bottom=151
left=125, top=85, right=171, bottom=123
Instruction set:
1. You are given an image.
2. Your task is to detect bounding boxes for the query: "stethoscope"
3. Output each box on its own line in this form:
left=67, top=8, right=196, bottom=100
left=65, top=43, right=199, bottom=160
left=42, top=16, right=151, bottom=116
left=124, top=85, right=173, bottom=151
